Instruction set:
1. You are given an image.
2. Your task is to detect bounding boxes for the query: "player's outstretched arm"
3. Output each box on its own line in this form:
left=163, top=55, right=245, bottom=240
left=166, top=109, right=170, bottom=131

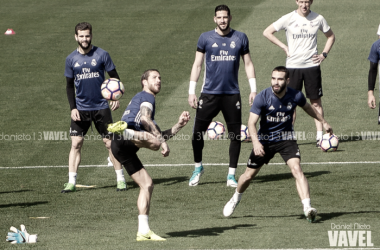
left=242, top=53, right=257, bottom=106
left=301, top=102, right=333, bottom=134
left=161, top=111, right=191, bottom=141
left=248, top=112, right=265, bottom=157
left=263, top=24, right=290, bottom=57
left=188, top=52, right=205, bottom=109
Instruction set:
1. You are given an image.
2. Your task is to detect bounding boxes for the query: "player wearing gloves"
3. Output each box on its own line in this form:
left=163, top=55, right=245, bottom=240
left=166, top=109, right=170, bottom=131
left=6, top=224, right=37, bottom=244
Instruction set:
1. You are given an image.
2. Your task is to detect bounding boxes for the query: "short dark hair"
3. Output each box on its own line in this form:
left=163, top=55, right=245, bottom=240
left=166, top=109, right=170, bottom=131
left=75, top=22, right=92, bottom=35
left=215, top=5, right=230, bottom=16
left=272, top=66, right=289, bottom=79
left=141, top=69, right=160, bottom=88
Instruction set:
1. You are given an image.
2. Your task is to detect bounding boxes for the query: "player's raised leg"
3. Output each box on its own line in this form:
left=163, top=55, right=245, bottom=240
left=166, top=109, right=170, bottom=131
left=286, top=158, right=317, bottom=223
left=62, top=136, right=84, bottom=193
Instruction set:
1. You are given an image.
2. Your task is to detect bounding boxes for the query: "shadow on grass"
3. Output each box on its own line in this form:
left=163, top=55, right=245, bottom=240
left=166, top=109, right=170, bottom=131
left=315, top=211, right=380, bottom=223
left=93, top=176, right=189, bottom=191
left=166, top=224, right=256, bottom=238
left=199, top=171, right=330, bottom=185
left=0, top=201, right=48, bottom=208
left=254, top=171, right=330, bottom=183
left=0, top=190, right=33, bottom=194
left=154, top=176, right=189, bottom=186
left=236, top=211, right=380, bottom=224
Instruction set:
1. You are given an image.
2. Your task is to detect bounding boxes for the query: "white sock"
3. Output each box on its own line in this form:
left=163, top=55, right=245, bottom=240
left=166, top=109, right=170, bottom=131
left=123, top=129, right=135, bottom=140
left=195, top=162, right=202, bottom=168
left=316, top=131, right=323, bottom=140
left=68, top=172, right=77, bottom=185
left=302, top=198, right=311, bottom=211
left=115, top=169, right=125, bottom=182
left=138, top=215, right=150, bottom=234
left=228, top=167, right=236, bottom=175
left=233, top=189, right=242, bottom=202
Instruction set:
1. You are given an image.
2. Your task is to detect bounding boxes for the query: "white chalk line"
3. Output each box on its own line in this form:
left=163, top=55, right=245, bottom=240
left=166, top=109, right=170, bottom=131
left=1, top=161, right=380, bottom=169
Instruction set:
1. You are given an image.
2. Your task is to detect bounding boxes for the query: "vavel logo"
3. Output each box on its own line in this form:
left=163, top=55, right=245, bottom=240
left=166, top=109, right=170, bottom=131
left=328, top=223, right=374, bottom=247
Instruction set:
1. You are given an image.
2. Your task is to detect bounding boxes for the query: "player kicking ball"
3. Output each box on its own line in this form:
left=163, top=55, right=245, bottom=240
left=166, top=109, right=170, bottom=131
left=223, top=66, right=333, bottom=223
left=108, top=69, right=190, bottom=241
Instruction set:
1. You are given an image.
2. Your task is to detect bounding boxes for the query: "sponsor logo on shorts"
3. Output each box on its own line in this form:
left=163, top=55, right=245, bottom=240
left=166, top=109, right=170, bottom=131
left=236, top=101, right=240, bottom=110
left=199, top=99, right=203, bottom=109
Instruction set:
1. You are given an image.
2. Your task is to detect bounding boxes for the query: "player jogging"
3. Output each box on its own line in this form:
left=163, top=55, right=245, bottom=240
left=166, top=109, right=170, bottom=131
left=263, top=0, right=335, bottom=146
left=62, top=22, right=126, bottom=193
left=223, top=66, right=333, bottom=223
left=188, top=5, right=257, bottom=187
left=367, top=24, right=380, bottom=120
left=109, top=69, right=190, bottom=241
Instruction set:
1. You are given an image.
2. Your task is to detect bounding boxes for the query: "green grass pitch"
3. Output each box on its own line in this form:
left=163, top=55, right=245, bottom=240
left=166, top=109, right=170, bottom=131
left=0, top=0, right=380, bottom=249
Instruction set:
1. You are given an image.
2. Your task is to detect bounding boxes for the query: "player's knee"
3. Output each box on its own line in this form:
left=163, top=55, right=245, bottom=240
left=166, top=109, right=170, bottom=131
left=71, top=137, right=84, bottom=150
left=142, top=179, right=154, bottom=192
left=311, top=99, right=322, bottom=108
left=242, top=171, right=254, bottom=182
left=290, top=166, right=304, bottom=179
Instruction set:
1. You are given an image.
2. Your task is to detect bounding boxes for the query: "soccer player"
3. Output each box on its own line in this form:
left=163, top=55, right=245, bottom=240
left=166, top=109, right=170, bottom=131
left=223, top=66, right=333, bottom=223
left=62, top=22, right=126, bottom=193
left=263, top=0, right=335, bottom=145
left=109, top=69, right=190, bottom=241
left=188, top=5, right=257, bottom=187
left=367, top=24, right=380, bottom=112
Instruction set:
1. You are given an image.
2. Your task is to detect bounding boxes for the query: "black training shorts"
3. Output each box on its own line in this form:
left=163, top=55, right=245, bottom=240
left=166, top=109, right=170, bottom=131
left=195, top=93, right=242, bottom=124
left=70, top=108, right=113, bottom=138
left=247, top=140, right=301, bottom=169
left=288, top=66, right=322, bottom=99
left=111, top=134, right=144, bottom=176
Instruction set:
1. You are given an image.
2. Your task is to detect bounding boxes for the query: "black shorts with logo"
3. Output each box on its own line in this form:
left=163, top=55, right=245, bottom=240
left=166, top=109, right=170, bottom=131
left=111, top=134, right=144, bottom=176
left=288, top=66, right=322, bottom=99
left=70, top=108, right=113, bottom=138
left=196, top=93, right=242, bottom=124
left=247, top=140, right=300, bottom=169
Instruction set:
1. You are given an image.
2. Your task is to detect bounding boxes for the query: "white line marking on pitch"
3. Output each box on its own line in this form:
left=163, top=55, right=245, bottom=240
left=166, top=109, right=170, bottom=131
left=1, top=161, right=379, bottom=169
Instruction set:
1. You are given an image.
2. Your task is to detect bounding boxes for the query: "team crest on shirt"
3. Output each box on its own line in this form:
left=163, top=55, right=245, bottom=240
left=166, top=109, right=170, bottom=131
left=230, top=41, right=236, bottom=49
left=287, top=102, right=292, bottom=110
left=91, top=59, right=97, bottom=66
